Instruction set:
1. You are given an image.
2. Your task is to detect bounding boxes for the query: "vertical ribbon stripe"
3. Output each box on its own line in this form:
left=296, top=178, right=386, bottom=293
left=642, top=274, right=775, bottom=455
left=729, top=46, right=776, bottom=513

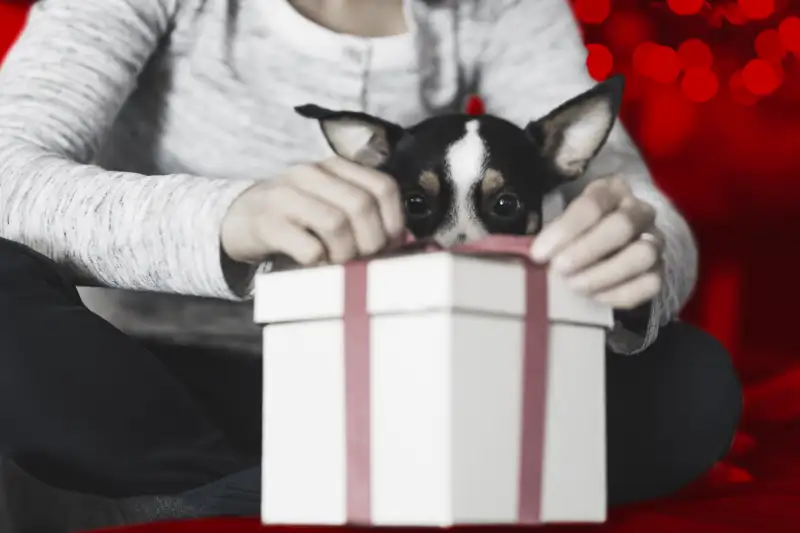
left=343, top=260, right=372, bottom=524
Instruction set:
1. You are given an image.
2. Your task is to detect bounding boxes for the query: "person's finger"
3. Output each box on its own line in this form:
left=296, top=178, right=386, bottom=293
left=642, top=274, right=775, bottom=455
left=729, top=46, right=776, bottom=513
left=255, top=217, right=327, bottom=266
left=606, top=175, right=633, bottom=196
left=591, top=269, right=662, bottom=310
left=566, top=240, right=661, bottom=294
left=289, top=165, right=387, bottom=256
left=530, top=179, right=623, bottom=262
left=318, top=157, right=405, bottom=239
left=550, top=200, right=657, bottom=274
left=267, top=186, right=358, bottom=264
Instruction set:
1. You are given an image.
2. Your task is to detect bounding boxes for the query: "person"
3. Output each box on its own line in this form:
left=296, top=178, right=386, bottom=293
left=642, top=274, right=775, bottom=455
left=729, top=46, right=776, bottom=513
left=0, top=0, right=741, bottom=530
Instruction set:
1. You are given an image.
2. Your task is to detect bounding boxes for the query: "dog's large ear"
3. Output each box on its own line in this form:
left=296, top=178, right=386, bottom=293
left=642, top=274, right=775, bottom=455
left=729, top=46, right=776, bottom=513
left=295, top=105, right=409, bottom=168
left=525, top=75, right=624, bottom=180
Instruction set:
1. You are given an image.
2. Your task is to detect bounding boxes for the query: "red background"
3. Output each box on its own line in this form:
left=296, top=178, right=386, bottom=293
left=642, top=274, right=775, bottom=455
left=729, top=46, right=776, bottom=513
left=1, top=0, right=800, bottom=532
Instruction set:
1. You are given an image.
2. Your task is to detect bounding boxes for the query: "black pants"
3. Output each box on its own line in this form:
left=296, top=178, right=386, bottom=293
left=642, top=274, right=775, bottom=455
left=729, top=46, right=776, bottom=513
left=0, top=237, right=741, bottom=508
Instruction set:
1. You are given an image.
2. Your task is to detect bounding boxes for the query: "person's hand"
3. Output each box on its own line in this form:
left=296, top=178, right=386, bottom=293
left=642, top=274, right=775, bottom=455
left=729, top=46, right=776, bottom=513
left=530, top=176, right=664, bottom=310
left=221, top=157, right=405, bottom=266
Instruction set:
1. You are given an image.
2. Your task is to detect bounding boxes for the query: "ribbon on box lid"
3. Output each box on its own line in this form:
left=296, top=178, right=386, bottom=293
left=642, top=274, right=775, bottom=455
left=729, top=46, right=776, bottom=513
left=343, top=234, right=549, bottom=525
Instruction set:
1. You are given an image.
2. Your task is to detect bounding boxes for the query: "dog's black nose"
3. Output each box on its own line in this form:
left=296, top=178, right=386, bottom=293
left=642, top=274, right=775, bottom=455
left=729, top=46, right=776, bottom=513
left=454, top=233, right=467, bottom=244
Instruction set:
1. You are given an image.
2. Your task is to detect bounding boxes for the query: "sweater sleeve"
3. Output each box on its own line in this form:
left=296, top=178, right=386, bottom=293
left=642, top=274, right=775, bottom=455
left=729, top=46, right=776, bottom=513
left=0, top=0, right=257, bottom=299
left=476, top=0, right=699, bottom=355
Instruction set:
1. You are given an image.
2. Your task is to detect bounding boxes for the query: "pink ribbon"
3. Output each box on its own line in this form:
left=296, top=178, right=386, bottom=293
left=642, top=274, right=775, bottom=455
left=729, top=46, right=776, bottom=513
left=343, top=235, right=549, bottom=525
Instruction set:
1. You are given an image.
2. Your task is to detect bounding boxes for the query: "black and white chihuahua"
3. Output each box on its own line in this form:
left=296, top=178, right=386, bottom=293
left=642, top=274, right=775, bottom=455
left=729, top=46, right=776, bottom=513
left=295, top=75, right=624, bottom=246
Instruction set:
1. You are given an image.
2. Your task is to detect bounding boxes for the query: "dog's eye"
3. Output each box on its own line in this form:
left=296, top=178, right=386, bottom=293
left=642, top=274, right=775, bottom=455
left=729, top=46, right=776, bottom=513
left=492, top=194, right=522, bottom=218
left=404, top=193, right=431, bottom=218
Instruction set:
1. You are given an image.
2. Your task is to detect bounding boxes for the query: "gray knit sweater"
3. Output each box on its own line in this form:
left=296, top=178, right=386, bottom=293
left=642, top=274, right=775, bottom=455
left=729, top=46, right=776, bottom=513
left=0, top=0, right=697, bottom=355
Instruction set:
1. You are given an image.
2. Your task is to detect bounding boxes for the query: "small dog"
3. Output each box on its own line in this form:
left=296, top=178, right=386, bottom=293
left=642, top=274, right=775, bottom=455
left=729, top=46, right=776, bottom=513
left=295, top=75, right=624, bottom=246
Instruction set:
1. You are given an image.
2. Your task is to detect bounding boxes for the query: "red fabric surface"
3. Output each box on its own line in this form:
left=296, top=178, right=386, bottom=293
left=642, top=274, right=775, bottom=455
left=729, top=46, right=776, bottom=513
left=1, top=1, right=799, bottom=532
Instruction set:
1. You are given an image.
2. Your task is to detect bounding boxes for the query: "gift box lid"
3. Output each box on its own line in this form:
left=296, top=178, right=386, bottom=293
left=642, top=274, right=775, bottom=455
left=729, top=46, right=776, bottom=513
left=254, top=251, right=613, bottom=328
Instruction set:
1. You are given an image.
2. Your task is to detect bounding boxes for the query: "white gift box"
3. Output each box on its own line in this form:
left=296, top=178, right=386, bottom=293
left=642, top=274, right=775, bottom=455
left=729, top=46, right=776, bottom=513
left=255, top=247, right=613, bottom=527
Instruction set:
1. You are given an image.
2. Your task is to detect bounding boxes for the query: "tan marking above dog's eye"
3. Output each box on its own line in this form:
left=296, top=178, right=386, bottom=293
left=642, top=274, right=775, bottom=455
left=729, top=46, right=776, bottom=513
left=419, top=170, right=441, bottom=196
left=481, top=168, right=505, bottom=196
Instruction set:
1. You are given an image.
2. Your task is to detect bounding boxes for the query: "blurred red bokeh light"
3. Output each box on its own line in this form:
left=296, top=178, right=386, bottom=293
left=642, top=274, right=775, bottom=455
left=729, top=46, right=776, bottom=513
left=678, top=38, right=714, bottom=69
left=738, top=0, right=776, bottom=20
left=586, top=43, right=614, bottom=80
left=778, top=16, right=800, bottom=52
left=755, top=29, right=786, bottom=61
left=743, top=58, right=783, bottom=95
left=640, top=44, right=682, bottom=83
left=573, top=0, right=611, bottom=24
left=681, top=67, right=719, bottom=102
left=667, top=0, right=705, bottom=16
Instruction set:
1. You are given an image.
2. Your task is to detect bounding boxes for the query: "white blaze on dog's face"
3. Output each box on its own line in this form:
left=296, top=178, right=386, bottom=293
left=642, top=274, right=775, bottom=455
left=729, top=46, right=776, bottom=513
left=436, top=120, right=490, bottom=245
left=295, top=75, right=625, bottom=247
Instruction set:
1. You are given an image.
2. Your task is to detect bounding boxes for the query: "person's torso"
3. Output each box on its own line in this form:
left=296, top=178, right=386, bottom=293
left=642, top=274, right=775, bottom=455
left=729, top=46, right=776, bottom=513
left=80, top=0, right=500, bottom=351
